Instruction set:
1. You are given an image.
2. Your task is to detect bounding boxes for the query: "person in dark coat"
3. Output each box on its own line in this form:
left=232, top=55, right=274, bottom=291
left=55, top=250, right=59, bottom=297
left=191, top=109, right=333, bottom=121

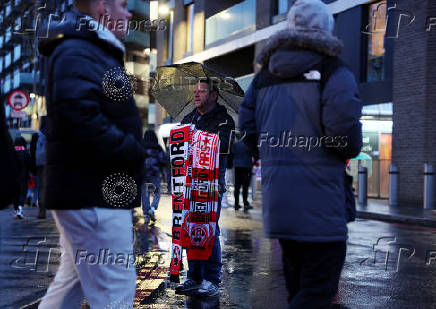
left=231, top=139, right=254, bottom=211
left=28, top=133, right=39, bottom=207
left=0, top=103, right=21, bottom=210
left=239, top=0, right=363, bottom=307
left=37, top=1, right=145, bottom=307
left=13, top=136, right=31, bottom=219
left=141, top=130, right=166, bottom=222
left=35, top=117, right=47, bottom=218
left=175, top=79, right=235, bottom=297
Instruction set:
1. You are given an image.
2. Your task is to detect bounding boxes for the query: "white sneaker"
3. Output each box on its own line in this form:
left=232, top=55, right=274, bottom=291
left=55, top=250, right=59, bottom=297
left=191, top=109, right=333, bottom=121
left=16, top=206, right=24, bottom=219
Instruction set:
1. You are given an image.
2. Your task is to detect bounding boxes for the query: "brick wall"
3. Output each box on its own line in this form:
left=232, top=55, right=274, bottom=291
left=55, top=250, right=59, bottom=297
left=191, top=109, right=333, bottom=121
left=392, top=0, right=436, bottom=207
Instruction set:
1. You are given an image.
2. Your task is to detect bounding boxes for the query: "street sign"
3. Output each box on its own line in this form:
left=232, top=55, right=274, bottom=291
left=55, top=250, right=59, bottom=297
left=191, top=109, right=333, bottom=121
left=10, top=110, right=26, bottom=118
left=8, top=90, right=30, bottom=111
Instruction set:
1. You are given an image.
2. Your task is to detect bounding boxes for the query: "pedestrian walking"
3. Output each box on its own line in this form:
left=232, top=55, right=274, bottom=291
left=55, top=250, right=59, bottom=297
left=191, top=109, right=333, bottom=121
left=13, top=136, right=31, bottom=219
left=0, top=102, right=21, bottom=210
left=141, top=130, right=166, bottom=222
left=220, top=153, right=234, bottom=209
left=28, top=133, right=39, bottom=207
left=37, top=0, right=146, bottom=308
left=35, top=118, right=47, bottom=219
left=239, top=0, right=363, bottom=308
left=175, top=79, right=235, bottom=297
left=231, top=139, right=254, bottom=211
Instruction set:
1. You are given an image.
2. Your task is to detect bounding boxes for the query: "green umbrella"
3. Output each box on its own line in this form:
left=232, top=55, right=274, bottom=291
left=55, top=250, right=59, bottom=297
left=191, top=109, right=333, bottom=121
left=151, top=62, right=245, bottom=122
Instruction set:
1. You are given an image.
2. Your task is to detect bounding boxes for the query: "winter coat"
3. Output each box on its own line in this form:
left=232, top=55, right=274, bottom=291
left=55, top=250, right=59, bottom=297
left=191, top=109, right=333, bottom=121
left=231, top=140, right=252, bottom=168
left=143, top=142, right=166, bottom=179
left=239, top=30, right=362, bottom=242
left=38, top=9, right=146, bottom=210
left=35, top=131, right=46, bottom=167
left=181, top=104, right=235, bottom=192
left=0, top=104, right=21, bottom=209
left=14, top=146, right=31, bottom=184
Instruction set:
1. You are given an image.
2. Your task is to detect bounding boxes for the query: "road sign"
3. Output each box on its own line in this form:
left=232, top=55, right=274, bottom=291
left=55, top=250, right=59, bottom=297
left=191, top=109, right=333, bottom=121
left=8, top=90, right=30, bottom=111
left=10, top=110, right=26, bottom=118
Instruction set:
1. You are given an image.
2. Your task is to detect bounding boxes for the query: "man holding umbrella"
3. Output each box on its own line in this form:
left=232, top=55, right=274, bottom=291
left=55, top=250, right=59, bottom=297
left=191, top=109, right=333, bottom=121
left=175, top=78, right=235, bottom=297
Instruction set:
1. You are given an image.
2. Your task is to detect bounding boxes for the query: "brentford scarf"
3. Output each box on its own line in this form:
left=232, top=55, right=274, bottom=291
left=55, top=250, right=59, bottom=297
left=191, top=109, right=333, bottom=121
left=169, top=124, right=220, bottom=279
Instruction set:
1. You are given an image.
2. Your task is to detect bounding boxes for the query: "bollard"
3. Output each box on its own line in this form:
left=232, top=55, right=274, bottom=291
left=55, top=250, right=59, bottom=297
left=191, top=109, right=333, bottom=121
left=424, top=164, right=434, bottom=209
left=389, top=164, right=399, bottom=206
left=358, top=166, right=368, bottom=206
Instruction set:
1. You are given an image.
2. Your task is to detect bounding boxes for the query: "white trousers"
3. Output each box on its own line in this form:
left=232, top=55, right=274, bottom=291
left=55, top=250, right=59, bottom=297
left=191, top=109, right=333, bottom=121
left=39, top=208, right=136, bottom=309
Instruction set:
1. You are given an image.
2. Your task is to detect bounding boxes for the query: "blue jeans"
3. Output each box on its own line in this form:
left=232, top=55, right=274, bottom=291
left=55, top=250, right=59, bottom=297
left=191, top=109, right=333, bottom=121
left=141, top=176, right=161, bottom=214
left=187, top=194, right=222, bottom=285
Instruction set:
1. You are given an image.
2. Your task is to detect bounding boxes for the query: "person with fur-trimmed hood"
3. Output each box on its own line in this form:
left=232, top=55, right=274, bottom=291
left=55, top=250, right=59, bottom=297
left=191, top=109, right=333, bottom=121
left=239, top=0, right=362, bottom=307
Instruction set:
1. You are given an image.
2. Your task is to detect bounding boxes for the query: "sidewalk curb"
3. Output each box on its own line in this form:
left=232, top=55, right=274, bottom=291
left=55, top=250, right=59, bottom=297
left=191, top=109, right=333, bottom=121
left=356, top=211, right=436, bottom=228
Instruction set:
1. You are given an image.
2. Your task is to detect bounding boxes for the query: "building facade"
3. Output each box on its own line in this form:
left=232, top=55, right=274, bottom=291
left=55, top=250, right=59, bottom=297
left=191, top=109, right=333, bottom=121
left=0, top=0, right=153, bottom=131
left=154, top=0, right=436, bottom=207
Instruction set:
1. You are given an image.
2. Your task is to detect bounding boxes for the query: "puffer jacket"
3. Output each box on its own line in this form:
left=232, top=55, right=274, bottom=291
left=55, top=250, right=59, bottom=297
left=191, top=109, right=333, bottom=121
left=143, top=143, right=166, bottom=179
left=38, top=9, right=146, bottom=210
left=239, top=30, right=362, bottom=242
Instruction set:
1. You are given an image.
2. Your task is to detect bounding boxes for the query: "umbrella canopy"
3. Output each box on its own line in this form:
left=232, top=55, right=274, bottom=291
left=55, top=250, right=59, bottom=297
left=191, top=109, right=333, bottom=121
left=151, top=62, right=245, bottom=122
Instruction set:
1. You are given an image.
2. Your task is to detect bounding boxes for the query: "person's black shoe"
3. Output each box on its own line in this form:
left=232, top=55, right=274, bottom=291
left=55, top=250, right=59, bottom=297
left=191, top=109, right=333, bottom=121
left=234, top=204, right=241, bottom=210
left=37, top=209, right=46, bottom=219
left=244, top=204, right=253, bottom=210
left=175, top=279, right=202, bottom=295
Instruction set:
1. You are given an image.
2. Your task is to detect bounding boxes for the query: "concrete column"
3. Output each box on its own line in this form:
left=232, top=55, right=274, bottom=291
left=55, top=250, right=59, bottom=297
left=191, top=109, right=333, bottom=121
left=192, top=0, right=205, bottom=54
left=172, top=0, right=187, bottom=62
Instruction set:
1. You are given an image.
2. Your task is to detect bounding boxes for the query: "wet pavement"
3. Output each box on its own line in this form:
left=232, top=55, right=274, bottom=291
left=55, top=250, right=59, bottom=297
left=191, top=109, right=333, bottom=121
left=357, top=199, right=436, bottom=227
left=1, top=194, right=435, bottom=309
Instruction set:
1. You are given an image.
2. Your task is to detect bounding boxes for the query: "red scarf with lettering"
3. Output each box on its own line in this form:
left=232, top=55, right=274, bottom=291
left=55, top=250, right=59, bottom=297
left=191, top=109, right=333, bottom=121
left=169, top=124, right=220, bottom=278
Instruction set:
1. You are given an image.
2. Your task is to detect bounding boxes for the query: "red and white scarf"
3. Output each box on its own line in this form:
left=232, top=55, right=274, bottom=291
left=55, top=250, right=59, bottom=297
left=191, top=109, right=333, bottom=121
left=169, top=124, right=220, bottom=278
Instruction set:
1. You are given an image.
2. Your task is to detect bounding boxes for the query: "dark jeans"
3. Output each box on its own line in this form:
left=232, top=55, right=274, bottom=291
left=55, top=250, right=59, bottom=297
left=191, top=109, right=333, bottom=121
left=234, top=167, right=252, bottom=206
left=279, top=239, right=346, bottom=309
left=187, top=194, right=223, bottom=285
left=14, top=181, right=28, bottom=210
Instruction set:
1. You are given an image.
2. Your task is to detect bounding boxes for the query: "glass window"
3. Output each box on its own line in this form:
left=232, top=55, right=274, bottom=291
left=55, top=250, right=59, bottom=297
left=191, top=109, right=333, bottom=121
left=185, top=3, right=194, bottom=53
left=14, top=44, right=21, bottom=62
left=205, top=0, right=256, bottom=46
left=366, top=1, right=387, bottom=82
left=4, top=74, right=11, bottom=93
left=275, top=0, right=288, bottom=15
left=13, top=69, right=19, bottom=89
left=5, top=52, right=11, bottom=68
left=6, top=4, right=11, bottom=17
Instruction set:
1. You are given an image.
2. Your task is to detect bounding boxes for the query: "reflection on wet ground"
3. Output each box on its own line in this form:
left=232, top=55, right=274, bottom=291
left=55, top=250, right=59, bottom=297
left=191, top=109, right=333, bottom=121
left=135, top=196, right=436, bottom=309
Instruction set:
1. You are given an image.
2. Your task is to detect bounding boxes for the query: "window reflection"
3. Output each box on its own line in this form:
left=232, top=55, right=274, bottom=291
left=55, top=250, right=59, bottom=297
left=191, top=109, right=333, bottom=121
left=367, top=1, right=387, bottom=82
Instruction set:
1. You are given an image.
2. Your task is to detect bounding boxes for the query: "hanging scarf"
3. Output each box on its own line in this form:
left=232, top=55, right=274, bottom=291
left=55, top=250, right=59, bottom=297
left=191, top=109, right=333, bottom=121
left=169, top=124, right=220, bottom=279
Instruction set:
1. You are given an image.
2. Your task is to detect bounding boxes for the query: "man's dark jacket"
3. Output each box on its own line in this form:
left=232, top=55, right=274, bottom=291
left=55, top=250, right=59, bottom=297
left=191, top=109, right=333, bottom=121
left=0, top=103, right=21, bottom=209
left=38, top=10, right=146, bottom=210
left=181, top=104, right=235, bottom=192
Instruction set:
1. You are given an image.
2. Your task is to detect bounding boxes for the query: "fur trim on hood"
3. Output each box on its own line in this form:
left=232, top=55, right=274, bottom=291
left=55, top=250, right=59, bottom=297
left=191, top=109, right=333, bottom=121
left=257, top=29, right=343, bottom=67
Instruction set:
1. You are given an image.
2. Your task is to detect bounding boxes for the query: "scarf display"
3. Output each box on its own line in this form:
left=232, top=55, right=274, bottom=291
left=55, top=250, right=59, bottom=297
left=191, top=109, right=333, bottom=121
left=169, top=124, right=220, bottom=278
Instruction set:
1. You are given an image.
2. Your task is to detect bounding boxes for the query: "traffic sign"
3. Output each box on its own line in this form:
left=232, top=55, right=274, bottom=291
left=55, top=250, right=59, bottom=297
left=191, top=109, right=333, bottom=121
left=8, top=90, right=30, bottom=111
left=10, top=110, right=26, bottom=118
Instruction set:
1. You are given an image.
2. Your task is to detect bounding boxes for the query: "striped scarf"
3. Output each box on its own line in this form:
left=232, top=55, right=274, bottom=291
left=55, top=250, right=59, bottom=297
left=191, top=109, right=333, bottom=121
left=169, top=124, right=220, bottom=278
